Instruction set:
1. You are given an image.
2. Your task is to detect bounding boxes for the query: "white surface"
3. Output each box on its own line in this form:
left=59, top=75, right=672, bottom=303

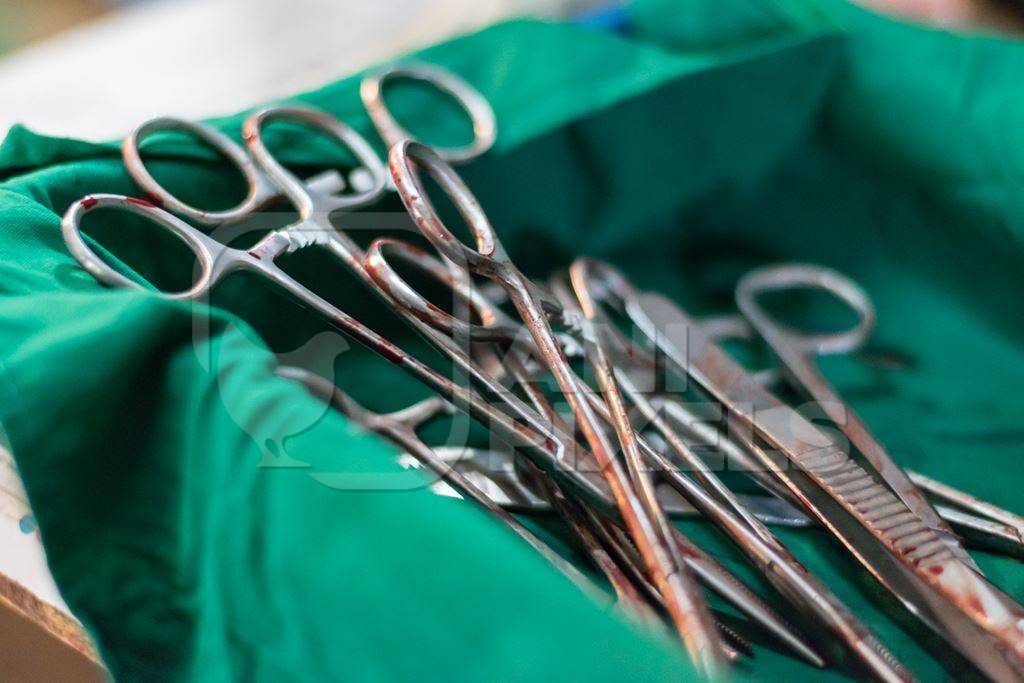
left=0, top=444, right=71, bottom=615
left=0, top=0, right=586, bottom=141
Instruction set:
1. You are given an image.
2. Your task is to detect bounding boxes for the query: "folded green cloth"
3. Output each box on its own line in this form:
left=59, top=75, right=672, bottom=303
left=1, top=0, right=1021, bottom=679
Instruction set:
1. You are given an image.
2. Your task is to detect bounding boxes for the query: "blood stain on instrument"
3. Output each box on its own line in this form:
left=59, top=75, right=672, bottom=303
left=126, top=197, right=158, bottom=208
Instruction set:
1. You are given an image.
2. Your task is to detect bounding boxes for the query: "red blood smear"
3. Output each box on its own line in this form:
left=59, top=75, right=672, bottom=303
left=248, top=251, right=262, bottom=261
left=81, top=196, right=98, bottom=209
left=377, top=343, right=405, bottom=364
left=964, top=592, right=987, bottom=618
left=126, top=197, right=158, bottom=208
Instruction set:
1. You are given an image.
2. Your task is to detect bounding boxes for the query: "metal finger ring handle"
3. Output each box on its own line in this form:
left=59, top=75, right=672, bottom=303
left=243, top=105, right=387, bottom=217
left=736, top=262, right=876, bottom=357
left=389, top=139, right=505, bottom=273
left=123, top=117, right=271, bottom=226
left=62, top=194, right=219, bottom=300
left=361, top=63, right=496, bottom=164
left=365, top=237, right=516, bottom=342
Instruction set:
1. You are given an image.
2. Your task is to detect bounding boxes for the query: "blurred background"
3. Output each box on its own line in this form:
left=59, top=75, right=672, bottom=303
left=0, top=0, right=1021, bottom=140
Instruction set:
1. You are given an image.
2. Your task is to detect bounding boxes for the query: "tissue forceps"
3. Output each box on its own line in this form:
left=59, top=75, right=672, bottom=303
left=275, top=365, right=600, bottom=594
left=631, top=287, right=1024, bottom=562
left=121, top=63, right=497, bottom=226
left=388, top=140, right=728, bottom=676
left=730, top=263, right=1024, bottom=560
left=615, top=269, right=1024, bottom=681
left=554, top=260, right=909, bottom=681
left=735, top=264, right=978, bottom=574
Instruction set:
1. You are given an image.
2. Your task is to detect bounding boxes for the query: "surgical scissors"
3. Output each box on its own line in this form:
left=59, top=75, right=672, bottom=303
left=387, top=139, right=729, bottom=676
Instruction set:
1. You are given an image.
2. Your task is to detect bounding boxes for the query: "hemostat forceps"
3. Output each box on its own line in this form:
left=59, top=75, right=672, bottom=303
left=387, top=139, right=729, bottom=676
left=64, top=80, right=804, bottom=674
left=364, top=221, right=818, bottom=669
left=121, top=63, right=496, bottom=226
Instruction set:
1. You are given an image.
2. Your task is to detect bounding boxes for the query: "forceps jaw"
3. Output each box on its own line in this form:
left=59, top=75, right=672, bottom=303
left=61, top=193, right=235, bottom=300
left=736, top=263, right=876, bottom=357
left=243, top=105, right=387, bottom=218
left=360, top=62, right=497, bottom=164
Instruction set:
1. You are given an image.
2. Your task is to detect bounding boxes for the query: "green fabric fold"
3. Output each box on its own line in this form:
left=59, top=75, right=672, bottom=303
left=1, top=2, right=1022, bottom=680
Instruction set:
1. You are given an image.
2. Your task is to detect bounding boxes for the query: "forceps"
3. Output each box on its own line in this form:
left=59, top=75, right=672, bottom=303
left=275, top=365, right=600, bottom=595
left=735, top=264, right=978, bottom=573
left=388, top=140, right=729, bottom=676
left=365, top=242, right=808, bottom=664
left=630, top=273, right=1024, bottom=560
left=63, top=98, right=801, bottom=666
left=121, top=63, right=497, bottom=225
left=733, top=264, right=1024, bottom=560
left=364, top=237, right=822, bottom=668
left=615, top=266, right=1024, bottom=681
left=558, top=261, right=908, bottom=681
